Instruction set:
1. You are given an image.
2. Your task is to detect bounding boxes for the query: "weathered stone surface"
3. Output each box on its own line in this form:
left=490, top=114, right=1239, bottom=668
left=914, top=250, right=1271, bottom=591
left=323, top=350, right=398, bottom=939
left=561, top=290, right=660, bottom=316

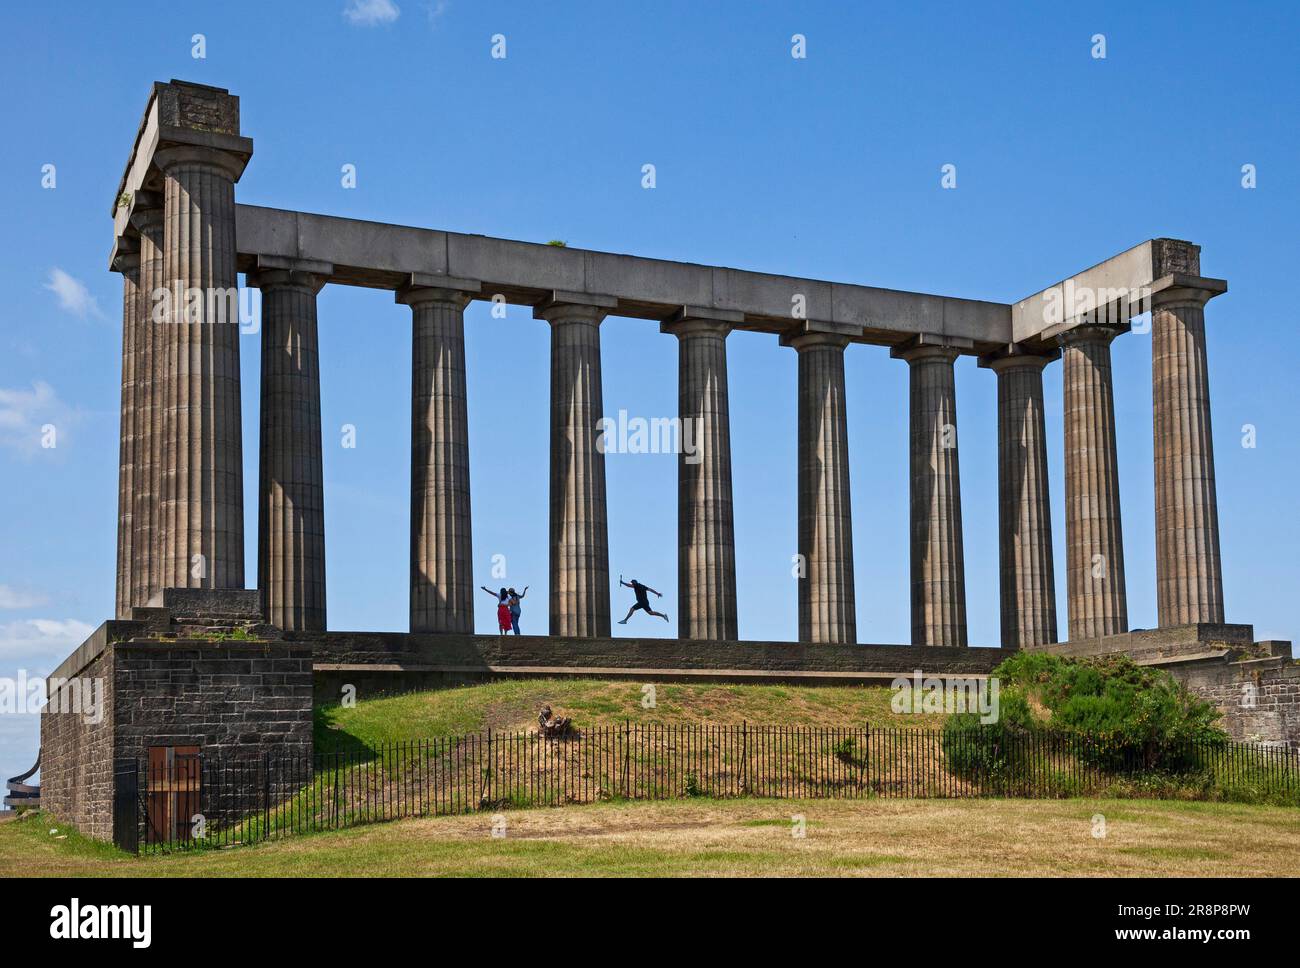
left=113, top=249, right=140, bottom=619
left=665, top=316, right=738, bottom=640
left=984, top=351, right=1058, bottom=648
left=1059, top=325, right=1128, bottom=640
left=540, top=300, right=612, bottom=637
left=254, top=269, right=328, bottom=631
left=156, top=142, right=247, bottom=592
left=1152, top=272, right=1225, bottom=626
left=789, top=333, right=855, bottom=644
left=402, top=285, right=476, bottom=633
left=896, top=341, right=967, bottom=647
left=131, top=206, right=165, bottom=610
left=40, top=628, right=312, bottom=842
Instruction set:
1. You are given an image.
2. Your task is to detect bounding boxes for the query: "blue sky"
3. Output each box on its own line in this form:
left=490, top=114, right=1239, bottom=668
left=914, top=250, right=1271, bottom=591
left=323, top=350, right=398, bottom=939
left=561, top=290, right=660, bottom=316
left=2, top=1, right=1298, bottom=779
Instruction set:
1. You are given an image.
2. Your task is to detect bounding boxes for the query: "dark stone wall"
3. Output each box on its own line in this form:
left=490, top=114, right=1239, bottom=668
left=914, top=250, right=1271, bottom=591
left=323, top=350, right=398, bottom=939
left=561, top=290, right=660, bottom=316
left=39, top=649, right=116, bottom=841
left=111, top=641, right=314, bottom=763
left=38, top=637, right=313, bottom=842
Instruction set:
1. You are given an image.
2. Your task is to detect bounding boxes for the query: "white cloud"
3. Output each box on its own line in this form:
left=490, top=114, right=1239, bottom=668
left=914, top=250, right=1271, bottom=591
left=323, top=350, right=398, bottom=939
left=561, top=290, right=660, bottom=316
left=0, top=586, right=48, bottom=609
left=0, top=618, right=94, bottom=669
left=0, top=381, right=77, bottom=456
left=43, top=267, right=104, bottom=320
left=344, top=0, right=400, bottom=25
left=0, top=618, right=94, bottom=657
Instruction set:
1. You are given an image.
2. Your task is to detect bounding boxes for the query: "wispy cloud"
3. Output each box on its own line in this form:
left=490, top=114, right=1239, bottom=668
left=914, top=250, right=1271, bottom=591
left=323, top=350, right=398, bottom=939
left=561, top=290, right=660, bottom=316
left=0, top=381, right=78, bottom=457
left=0, top=586, right=48, bottom=610
left=43, top=267, right=104, bottom=320
left=344, top=0, right=400, bottom=26
left=0, top=617, right=94, bottom=666
left=424, top=0, right=449, bottom=26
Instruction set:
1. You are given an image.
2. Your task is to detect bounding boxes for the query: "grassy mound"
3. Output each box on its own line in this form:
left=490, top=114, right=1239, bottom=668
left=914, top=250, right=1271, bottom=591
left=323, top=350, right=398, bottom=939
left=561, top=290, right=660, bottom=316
left=316, top=679, right=930, bottom=751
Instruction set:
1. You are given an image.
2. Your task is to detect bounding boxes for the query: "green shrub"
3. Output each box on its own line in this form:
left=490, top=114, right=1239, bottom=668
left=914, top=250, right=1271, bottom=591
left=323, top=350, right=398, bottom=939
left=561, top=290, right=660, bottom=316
left=941, top=652, right=1240, bottom=795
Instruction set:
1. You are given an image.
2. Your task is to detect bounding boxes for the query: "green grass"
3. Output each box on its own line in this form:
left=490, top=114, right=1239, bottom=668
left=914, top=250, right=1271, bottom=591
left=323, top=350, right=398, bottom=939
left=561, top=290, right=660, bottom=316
left=315, top=678, right=933, bottom=751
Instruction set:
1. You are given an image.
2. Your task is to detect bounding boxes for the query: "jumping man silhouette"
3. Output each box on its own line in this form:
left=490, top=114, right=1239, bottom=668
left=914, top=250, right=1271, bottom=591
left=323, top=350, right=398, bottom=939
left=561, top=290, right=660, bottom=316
left=617, top=575, right=669, bottom=624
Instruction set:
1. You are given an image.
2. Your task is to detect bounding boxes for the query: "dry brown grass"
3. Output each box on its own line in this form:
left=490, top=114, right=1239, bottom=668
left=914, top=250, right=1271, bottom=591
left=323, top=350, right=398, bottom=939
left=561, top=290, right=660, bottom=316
left=5, top=797, right=1298, bottom=878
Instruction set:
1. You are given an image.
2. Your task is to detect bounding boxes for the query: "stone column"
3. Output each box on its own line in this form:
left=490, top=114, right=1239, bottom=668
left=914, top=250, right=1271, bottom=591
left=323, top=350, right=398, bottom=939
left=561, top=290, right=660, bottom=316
left=253, top=265, right=330, bottom=632
left=786, top=332, right=855, bottom=644
left=1060, top=325, right=1128, bottom=640
left=112, top=246, right=140, bottom=619
left=981, top=350, right=1059, bottom=648
left=401, top=279, right=479, bottom=634
left=893, top=341, right=968, bottom=647
left=131, top=205, right=165, bottom=610
left=1152, top=279, right=1227, bottom=627
left=538, top=295, right=615, bottom=638
left=663, top=313, right=738, bottom=641
left=155, top=145, right=247, bottom=593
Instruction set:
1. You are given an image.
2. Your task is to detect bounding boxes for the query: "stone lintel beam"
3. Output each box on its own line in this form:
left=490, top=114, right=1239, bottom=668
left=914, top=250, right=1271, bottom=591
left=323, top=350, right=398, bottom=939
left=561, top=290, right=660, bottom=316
left=233, top=204, right=1011, bottom=346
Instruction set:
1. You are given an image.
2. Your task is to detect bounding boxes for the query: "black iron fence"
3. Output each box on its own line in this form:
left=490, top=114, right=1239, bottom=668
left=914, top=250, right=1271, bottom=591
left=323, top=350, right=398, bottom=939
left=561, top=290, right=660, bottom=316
left=114, top=723, right=1300, bottom=854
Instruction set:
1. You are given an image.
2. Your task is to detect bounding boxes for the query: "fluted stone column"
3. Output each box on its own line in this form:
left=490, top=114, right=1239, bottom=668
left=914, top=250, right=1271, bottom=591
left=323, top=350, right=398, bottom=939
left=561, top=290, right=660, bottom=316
left=663, top=315, right=738, bottom=641
left=155, top=145, right=247, bottom=593
left=254, top=267, right=329, bottom=631
left=402, top=283, right=477, bottom=634
left=982, top=351, right=1058, bottom=648
left=1152, top=283, right=1226, bottom=626
left=787, top=332, right=855, bottom=644
left=893, top=342, right=968, bottom=647
left=539, top=297, right=614, bottom=637
left=1060, top=325, right=1128, bottom=640
left=112, top=247, right=140, bottom=619
left=131, top=205, right=165, bottom=609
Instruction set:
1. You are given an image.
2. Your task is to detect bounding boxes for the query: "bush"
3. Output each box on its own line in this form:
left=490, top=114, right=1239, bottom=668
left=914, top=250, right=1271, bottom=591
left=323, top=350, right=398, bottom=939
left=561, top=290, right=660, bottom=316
left=941, top=652, right=1231, bottom=790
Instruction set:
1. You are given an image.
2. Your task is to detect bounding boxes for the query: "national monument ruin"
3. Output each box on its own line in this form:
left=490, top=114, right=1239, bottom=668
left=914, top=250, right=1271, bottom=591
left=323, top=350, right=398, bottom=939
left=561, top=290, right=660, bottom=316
left=28, top=80, right=1298, bottom=839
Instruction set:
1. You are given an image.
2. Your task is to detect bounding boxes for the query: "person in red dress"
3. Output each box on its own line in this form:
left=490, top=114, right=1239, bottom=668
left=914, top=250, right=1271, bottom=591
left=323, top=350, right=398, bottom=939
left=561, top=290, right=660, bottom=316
left=480, top=586, right=513, bottom=635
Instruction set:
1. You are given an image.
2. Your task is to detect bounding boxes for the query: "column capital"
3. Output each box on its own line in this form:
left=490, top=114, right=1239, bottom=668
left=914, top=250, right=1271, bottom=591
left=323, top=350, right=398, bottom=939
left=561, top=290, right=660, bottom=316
left=396, top=272, right=481, bottom=309
left=782, top=331, right=849, bottom=352
left=250, top=268, right=329, bottom=295
left=533, top=290, right=617, bottom=324
left=1149, top=273, right=1228, bottom=311
left=129, top=202, right=165, bottom=234
left=660, top=306, right=742, bottom=339
left=1056, top=322, right=1128, bottom=348
left=890, top=333, right=971, bottom=364
left=153, top=144, right=250, bottom=182
left=112, top=249, right=141, bottom=275
left=977, top=346, right=1060, bottom=372
left=249, top=256, right=333, bottom=294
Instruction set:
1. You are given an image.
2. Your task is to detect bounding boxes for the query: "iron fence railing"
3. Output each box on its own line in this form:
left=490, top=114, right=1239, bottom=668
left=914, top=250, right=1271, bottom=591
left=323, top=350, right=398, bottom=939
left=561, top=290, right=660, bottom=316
left=114, top=723, right=1300, bottom=854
